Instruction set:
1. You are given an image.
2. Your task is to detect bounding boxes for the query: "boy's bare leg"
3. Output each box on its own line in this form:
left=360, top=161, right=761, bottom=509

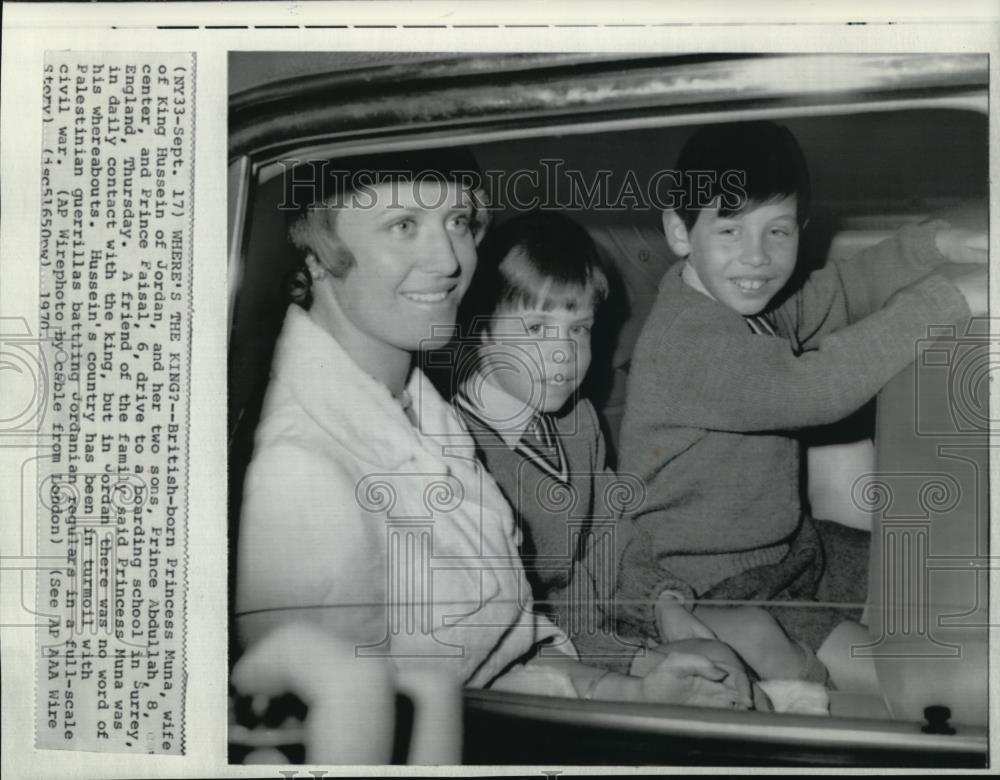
left=695, top=605, right=809, bottom=681
left=816, top=619, right=880, bottom=693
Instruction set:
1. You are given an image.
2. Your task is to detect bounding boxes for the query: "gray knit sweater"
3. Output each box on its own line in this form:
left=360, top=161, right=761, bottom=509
left=616, top=222, right=972, bottom=638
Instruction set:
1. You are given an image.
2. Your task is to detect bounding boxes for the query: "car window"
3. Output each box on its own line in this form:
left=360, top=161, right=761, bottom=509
left=228, top=54, right=989, bottom=766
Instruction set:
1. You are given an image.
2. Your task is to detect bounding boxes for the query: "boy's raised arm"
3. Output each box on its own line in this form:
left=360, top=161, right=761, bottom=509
left=640, top=270, right=972, bottom=433
left=789, top=221, right=985, bottom=350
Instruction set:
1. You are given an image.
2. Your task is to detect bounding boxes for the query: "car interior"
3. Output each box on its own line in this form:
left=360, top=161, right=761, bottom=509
left=228, top=87, right=989, bottom=765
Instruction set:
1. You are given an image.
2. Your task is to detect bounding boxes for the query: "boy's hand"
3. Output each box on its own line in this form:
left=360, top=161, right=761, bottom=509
left=656, top=590, right=717, bottom=642
left=935, top=227, right=988, bottom=265
left=639, top=651, right=753, bottom=710
left=952, top=267, right=989, bottom=317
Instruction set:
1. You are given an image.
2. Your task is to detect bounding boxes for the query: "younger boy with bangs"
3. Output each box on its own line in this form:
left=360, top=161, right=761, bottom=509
left=616, top=121, right=987, bottom=688
left=454, top=210, right=614, bottom=613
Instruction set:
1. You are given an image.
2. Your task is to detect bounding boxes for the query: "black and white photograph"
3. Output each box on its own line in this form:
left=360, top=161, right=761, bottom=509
left=226, top=50, right=990, bottom=767
left=0, top=2, right=997, bottom=778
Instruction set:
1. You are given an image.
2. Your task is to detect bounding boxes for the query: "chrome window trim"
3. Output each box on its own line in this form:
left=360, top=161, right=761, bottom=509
left=227, top=154, right=253, bottom=342
left=248, top=93, right=986, bottom=186
left=464, top=689, right=989, bottom=758
left=229, top=53, right=988, bottom=166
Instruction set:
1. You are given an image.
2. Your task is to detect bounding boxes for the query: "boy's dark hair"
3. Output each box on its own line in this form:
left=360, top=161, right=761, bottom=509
left=284, top=147, right=485, bottom=306
left=459, top=210, right=609, bottom=335
left=674, top=121, right=811, bottom=230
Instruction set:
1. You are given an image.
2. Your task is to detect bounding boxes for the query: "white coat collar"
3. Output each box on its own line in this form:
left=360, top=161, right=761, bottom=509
left=270, top=305, right=466, bottom=471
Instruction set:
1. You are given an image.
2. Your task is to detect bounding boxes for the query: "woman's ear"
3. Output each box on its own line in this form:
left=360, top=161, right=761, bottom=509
left=662, top=210, right=692, bottom=257
left=304, top=251, right=328, bottom=281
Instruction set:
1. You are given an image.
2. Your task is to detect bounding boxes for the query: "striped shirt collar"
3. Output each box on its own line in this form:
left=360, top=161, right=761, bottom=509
left=455, top=376, right=570, bottom=484
left=744, top=312, right=778, bottom=336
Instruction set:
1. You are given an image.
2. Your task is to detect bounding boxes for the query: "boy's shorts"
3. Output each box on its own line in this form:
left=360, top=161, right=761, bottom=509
left=700, top=517, right=870, bottom=652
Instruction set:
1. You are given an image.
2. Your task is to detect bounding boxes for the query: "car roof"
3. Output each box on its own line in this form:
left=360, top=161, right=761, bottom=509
left=229, top=53, right=988, bottom=163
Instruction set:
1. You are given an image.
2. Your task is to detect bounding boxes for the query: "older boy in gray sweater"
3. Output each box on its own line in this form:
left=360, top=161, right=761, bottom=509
left=616, top=121, right=987, bottom=689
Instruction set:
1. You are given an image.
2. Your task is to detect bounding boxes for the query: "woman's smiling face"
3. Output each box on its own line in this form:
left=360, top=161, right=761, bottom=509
left=327, top=179, right=480, bottom=354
